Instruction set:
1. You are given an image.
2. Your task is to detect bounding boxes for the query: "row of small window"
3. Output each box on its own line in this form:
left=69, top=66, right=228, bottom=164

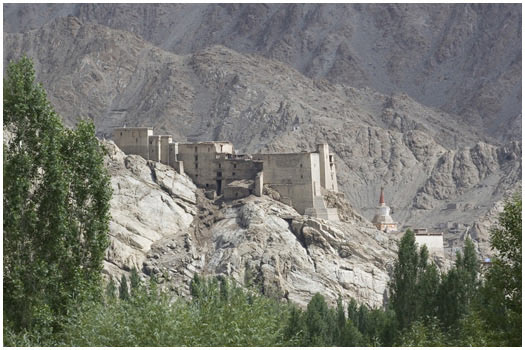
left=193, top=171, right=236, bottom=176
left=193, top=159, right=236, bottom=169
left=193, top=145, right=224, bottom=152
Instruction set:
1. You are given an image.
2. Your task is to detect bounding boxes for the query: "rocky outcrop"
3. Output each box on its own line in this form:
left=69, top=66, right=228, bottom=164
left=103, top=141, right=398, bottom=308
left=144, top=195, right=398, bottom=308
left=102, top=140, right=198, bottom=277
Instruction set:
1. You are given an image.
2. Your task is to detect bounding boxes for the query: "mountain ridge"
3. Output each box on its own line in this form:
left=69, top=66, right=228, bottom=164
left=4, top=3, right=521, bottom=143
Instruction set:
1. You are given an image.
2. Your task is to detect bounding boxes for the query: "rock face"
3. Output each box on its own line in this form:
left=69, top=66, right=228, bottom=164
left=4, top=4, right=521, bottom=143
left=103, top=140, right=397, bottom=308
left=102, top=140, right=198, bottom=277
left=3, top=5, right=521, bottom=259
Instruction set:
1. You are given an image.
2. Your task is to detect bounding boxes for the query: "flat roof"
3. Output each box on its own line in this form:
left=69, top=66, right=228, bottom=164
left=254, top=151, right=316, bottom=156
left=114, top=127, right=153, bottom=130
left=178, top=141, right=233, bottom=145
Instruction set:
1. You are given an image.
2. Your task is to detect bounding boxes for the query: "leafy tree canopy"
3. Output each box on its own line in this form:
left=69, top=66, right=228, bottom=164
left=3, top=56, right=112, bottom=333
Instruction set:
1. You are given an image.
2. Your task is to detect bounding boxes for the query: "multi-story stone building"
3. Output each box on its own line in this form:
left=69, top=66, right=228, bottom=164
left=113, top=127, right=339, bottom=221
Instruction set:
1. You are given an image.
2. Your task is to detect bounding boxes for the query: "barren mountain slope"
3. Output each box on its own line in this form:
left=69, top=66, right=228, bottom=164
left=3, top=17, right=521, bottom=258
left=4, top=3, right=522, bottom=142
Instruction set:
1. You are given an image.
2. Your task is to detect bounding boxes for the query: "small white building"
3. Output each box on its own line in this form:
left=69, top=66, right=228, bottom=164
left=414, top=228, right=445, bottom=256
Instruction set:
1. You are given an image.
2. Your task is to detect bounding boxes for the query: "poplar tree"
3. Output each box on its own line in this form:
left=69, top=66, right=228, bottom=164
left=389, top=230, right=419, bottom=330
left=481, top=194, right=522, bottom=345
left=304, top=293, right=335, bottom=346
left=3, top=56, right=111, bottom=332
left=130, top=267, right=141, bottom=294
left=119, top=275, right=130, bottom=300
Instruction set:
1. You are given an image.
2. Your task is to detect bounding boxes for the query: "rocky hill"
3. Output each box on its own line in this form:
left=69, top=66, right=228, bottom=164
left=4, top=4, right=521, bottom=143
left=103, top=140, right=398, bottom=308
left=3, top=13, right=521, bottom=259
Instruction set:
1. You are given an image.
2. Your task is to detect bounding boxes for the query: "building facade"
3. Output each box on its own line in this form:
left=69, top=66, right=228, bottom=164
left=113, top=127, right=339, bottom=221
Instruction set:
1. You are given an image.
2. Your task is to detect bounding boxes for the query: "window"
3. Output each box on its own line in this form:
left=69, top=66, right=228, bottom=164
left=150, top=140, right=152, bottom=145
left=218, top=163, right=221, bottom=168
left=233, top=164, right=237, bottom=169
left=136, top=138, right=138, bottom=143
left=120, top=132, right=122, bottom=136
left=206, top=184, right=209, bottom=188
left=195, top=146, right=198, bottom=152
left=217, top=172, right=222, bottom=177
left=195, top=163, right=198, bottom=169
left=301, top=174, right=303, bottom=179
left=300, top=163, right=303, bottom=168
left=195, top=155, right=198, bottom=161
left=220, top=145, right=223, bottom=152
left=232, top=172, right=236, bottom=176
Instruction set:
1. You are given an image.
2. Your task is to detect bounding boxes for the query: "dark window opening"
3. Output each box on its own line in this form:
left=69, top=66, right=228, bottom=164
left=195, top=155, right=198, bottom=161
left=300, top=164, right=303, bottom=168
left=233, top=164, right=237, bottom=169
left=232, top=172, right=236, bottom=176
left=195, top=146, right=198, bottom=152
left=218, top=163, right=222, bottom=168
left=136, top=138, right=138, bottom=143
left=220, top=145, right=223, bottom=152
left=217, top=171, right=222, bottom=177
left=301, top=174, right=303, bottom=179
left=195, top=163, right=198, bottom=169
left=120, top=132, right=122, bottom=136
left=206, top=184, right=209, bottom=188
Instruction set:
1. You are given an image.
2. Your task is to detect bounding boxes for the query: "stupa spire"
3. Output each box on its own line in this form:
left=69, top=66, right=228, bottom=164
left=379, top=186, right=385, bottom=205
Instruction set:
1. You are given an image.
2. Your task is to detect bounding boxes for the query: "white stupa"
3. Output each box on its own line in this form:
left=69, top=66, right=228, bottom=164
left=371, top=187, right=398, bottom=233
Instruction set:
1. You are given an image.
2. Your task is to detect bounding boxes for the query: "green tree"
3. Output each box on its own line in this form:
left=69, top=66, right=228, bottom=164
left=436, top=238, right=480, bottom=329
left=389, top=229, right=419, bottom=329
left=416, top=256, right=440, bottom=320
left=454, top=311, right=495, bottom=347
left=481, top=193, right=521, bottom=346
left=130, top=267, right=141, bottom=294
left=3, top=56, right=111, bottom=333
left=119, top=275, right=130, bottom=301
left=304, top=293, right=335, bottom=346
left=338, top=320, right=363, bottom=346
left=334, top=297, right=346, bottom=345
left=105, top=277, right=117, bottom=300
left=283, top=305, right=305, bottom=345
left=397, top=317, right=446, bottom=347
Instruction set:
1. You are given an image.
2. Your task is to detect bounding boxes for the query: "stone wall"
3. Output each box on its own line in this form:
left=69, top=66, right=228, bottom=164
left=159, top=135, right=172, bottom=165
left=113, top=127, right=152, bottom=159
left=177, top=142, right=234, bottom=194
left=253, top=152, right=321, bottom=214
left=148, top=135, right=161, bottom=162
left=415, top=233, right=444, bottom=255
